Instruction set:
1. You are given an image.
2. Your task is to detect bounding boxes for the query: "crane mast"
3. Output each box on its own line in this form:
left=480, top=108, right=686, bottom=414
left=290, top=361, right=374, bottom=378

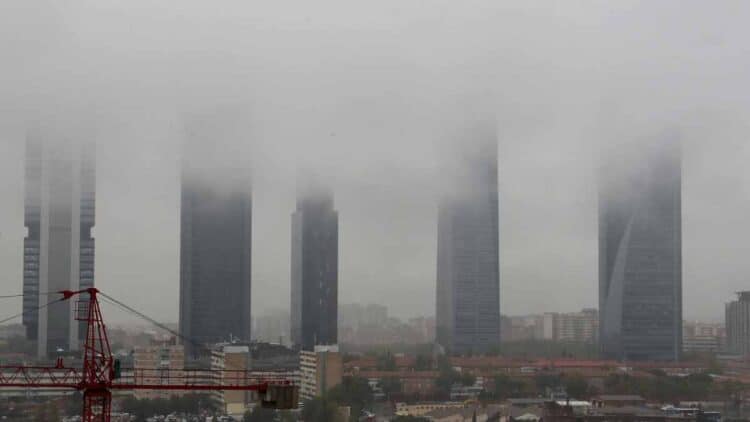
left=0, top=288, right=298, bottom=421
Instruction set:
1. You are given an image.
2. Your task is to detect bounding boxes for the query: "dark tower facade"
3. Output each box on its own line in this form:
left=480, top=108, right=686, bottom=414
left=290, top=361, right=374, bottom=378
left=179, top=130, right=252, bottom=357
left=290, top=182, right=338, bottom=351
left=599, top=138, right=682, bottom=361
left=436, top=137, right=500, bottom=355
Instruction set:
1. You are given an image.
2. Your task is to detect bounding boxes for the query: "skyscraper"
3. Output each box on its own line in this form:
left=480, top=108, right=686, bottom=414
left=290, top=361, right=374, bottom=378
left=290, top=180, right=338, bottom=351
left=436, top=137, right=500, bottom=355
left=726, top=292, right=750, bottom=356
left=179, top=127, right=252, bottom=357
left=599, top=138, right=682, bottom=361
left=23, top=134, right=96, bottom=358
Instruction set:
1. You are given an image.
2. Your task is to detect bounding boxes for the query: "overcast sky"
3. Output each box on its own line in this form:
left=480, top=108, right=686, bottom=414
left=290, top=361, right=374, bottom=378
left=1, top=0, right=749, bottom=325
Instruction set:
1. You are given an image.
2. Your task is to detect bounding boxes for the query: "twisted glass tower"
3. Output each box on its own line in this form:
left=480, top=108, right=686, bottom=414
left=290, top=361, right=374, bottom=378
left=599, top=138, right=682, bottom=361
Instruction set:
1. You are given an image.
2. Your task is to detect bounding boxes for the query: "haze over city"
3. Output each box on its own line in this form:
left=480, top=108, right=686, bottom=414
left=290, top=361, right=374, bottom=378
left=1, top=0, right=750, bottom=327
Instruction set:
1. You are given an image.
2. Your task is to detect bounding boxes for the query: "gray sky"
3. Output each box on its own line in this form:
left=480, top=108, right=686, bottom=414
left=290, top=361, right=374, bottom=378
left=1, top=0, right=749, bottom=324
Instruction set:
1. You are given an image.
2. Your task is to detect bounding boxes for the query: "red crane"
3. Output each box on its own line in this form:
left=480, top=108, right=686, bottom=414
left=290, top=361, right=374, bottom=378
left=0, top=288, right=298, bottom=421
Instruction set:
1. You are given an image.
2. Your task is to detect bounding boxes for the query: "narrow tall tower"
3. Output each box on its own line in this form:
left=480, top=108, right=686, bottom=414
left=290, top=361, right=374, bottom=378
left=179, top=123, right=252, bottom=357
left=599, top=137, right=682, bottom=361
left=290, top=178, right=338, bottom=351
left=436, top=134, right=501, bottom=355
left=23, top=134, right=96, bottom=358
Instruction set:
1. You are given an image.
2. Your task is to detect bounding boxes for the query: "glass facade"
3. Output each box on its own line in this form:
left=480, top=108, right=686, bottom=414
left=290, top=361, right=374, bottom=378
left=599, top=138, right=682, bottom=361
left=436, top=139, right=500, bottom=355
left=23, top=135, right=95, bottom=357
left=290, top=188, right=338, bottom=351
left=178, top=126, right=252, bottom=358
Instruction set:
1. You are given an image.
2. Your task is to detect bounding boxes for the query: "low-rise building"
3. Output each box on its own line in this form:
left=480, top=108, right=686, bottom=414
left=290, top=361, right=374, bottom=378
left=299, top=345, right=342, bottom=401
left=132, top=338, right=185, bottom=400
left=211, top=344, right=252, bottom=416
left=591, top=395, right=646, bottom=408
left=542, top=309, right=598, bottom=343
left=395, top=402, right=468, bottom=417
left=502, top=309, right=598, bottom=343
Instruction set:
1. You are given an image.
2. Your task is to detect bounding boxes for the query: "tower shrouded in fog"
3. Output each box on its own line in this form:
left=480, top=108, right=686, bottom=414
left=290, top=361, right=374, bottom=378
left=290, top=176, right=339, bottom=351
left=599, top=137, right=682, bottom=362
left=436, top=132, right=501, bottom=355
left=179, top=120, right=252, bottom=357
left=23, top=133, right=96, bottom=358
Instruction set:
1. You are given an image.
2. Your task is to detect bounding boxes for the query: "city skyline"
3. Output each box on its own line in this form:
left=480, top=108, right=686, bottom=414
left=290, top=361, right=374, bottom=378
left=0, top=1, right=749, bottom=326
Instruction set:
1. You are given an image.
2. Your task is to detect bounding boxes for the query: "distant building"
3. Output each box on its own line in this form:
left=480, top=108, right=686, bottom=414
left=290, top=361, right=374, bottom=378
left=247, top=341, right=299, bottom=371
left=23, top=134, right=96, bottom=358
left=339, top=303, right=389, bottom=330
left=599, top=138, right=682, bottom=361
left=682, top=321, right=724, bottom=354
left=726, top=292, right=750, bottom=355
left=501, top=315, right=544, bottom=342
left=298, top=345, right=342, bottom=401
left=436, top=135, right=501, bottom=355
left=542, top=309, right=599, bottom=343
left=132, top=338, right=185, bottom=399
left=290, top=179, right=338, bottom=351
left=0, top=324, right=26, bottom=340
left=253, top=309, right=291, bottom=345
left=179, top=123, right=252, bottom=357
left=501, top=310, right=597, bottom=343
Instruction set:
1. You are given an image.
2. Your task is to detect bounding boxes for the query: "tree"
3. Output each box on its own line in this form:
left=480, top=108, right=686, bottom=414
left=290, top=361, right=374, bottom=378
left=414, top=354, right=432, bottom=371
left=494, top=374, right=525, bottom=399
left=243, top=406, right=276, bottom=422
left=301, top=397, right=342, bottom=422
left=278, top=410, right=297, bottom=422
left=380, top=377, right=402, bottom=397
left=563, top=374, right=590, bottom=399
left=377, top=351, right=397, bottom=371
left=435, top=358, right=464, bottom=395
left=461, top=372, right=476, bottom=387
left=534, top=373, right=561, bottom=393
left=328, top=376, right=374, bottom=421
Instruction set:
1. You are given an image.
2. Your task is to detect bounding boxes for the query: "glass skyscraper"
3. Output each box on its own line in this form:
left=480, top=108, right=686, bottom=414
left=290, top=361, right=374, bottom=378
left=599, top=138, right=682, bottom=361
left=23, top=134, right=96, bottom=358
left=179, top=128, right=252, bottom=358
left=436, top=137, right=500, bottom=355
left=290, top=181, right=338, bottom=351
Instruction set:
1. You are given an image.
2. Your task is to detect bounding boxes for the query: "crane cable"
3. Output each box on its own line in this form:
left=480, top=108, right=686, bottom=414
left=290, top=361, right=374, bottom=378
left=98, top=292, right=207, bottom=352
left=0, top=292, right=59, bottom=299
left=0, top=296, right=68, bottom=325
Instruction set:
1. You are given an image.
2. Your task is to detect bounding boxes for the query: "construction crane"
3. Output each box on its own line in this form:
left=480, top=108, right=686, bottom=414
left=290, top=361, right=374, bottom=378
left=0, top=288, right=298, bottom=421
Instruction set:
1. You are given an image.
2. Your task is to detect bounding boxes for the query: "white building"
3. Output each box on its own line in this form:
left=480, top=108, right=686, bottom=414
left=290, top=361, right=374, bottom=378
left=541, top=309, right=598, bottom=343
